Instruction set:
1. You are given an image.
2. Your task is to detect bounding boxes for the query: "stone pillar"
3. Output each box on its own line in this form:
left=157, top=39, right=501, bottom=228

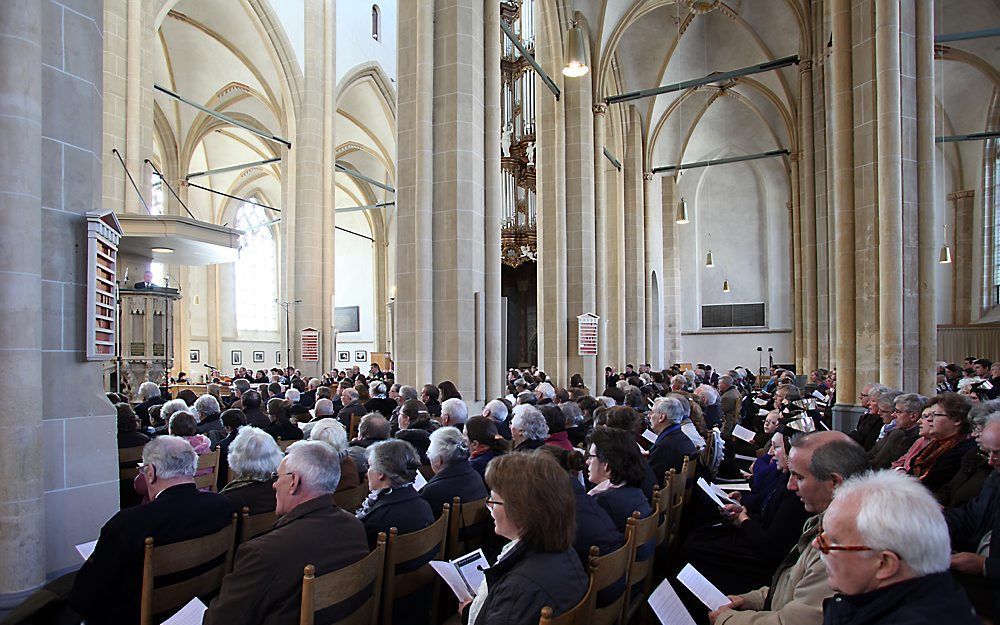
left=484, top=1, right=503, bottom=398
left=875, top=0, right=904, bottom=389
left=790, top=155, right=804, bottom=373
left=206, top=265, right=221, bottom=369
left=949, top=190, right=975, bottom=325
left=623, top=107, right=645, bottom=366
left=564, top=55, right=597, bottom=389
left=916, top=0, right=937, bottom=394
left=800, top=60, right=819, bottom=372
left=124, top=0, right=145, bottom=213
left=643, top=172, right=660, bottom=366
left=593, top=104, right=609, bottom=374
left=661, top=177, right=682, bottom=365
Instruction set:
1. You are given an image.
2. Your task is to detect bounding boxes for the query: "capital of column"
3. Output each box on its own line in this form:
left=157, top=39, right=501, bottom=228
left=592, top=103, right=608, bottom=116
left=643, top=172, right=654, bottom=181
left=786, top=201, right=793, bottom=211
left=800, top=59, right=813, bottom=73
left=947, top=189, right=975, bottom=201
left=789, top=151, right=801, bottom=162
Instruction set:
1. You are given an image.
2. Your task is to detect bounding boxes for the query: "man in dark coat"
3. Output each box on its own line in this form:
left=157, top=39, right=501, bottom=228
left=70, top=436, right=235, bottom=625
left=133, top=380, right=166, bottom=428
left=336, top=388, right=368, bottom=433
left=421, top=427, right=489, bottom=517
left=647, top=396, right=696, bottom=486
left=240, top=390, right=269, bottom=428
left=204, top=440, right=369, bottom=625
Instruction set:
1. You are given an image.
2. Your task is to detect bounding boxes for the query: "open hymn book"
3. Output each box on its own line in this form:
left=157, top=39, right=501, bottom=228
left=430, top=549, right=491, bottom=603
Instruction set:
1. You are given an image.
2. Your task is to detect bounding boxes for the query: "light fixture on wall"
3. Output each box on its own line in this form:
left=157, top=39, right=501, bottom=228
left=151, top=247, right=174, bottom=254
left=722, top=279, right=731, bottom=293
left=939, top=224, right=952, bottom=264
left=193, top=295, right=201, bottom=305
left=562, top=20, right=589, bottom=77
left=705, top=250, right=714, bottom=267
left=675, top=197, right=690, bottom=224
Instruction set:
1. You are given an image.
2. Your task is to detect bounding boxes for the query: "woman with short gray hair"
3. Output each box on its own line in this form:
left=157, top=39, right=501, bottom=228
left=420, top=427, right=488, bottom=517
left=220, top=426, right=280, bottom=514
left=357, top=440, right=433, bottom=548
left=309, top=419, right=361, bottom=492
left=510, top=404, right=549, bottom=452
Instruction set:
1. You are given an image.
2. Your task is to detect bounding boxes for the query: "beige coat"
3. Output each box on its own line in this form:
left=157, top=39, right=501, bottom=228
left=716, top=514, right=832, bottom=625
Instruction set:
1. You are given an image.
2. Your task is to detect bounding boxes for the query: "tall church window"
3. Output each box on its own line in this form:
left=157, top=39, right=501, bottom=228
left=372, top=5, right=381, bottom=41
left=150, top=172, right=164, bottom=215
left=984, top=92, right=1000, bottom=311
left=234, top=199, right=278, bottom=331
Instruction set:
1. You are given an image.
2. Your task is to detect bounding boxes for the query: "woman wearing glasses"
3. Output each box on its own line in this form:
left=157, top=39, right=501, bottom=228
left=463, top=453, right=588, bottom=625
left=908, top=393, right=975, bottom=499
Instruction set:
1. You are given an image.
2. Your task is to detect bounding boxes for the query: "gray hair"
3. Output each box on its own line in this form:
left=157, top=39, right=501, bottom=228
left=511, top=404, right=549, bottom=440
left=695, top=384, right=720, bottom=406
left=314, top=398, right=335, bottom=417
left=791, top=432, right=870, bottom=481
left=484, top=399, right=509, bottom=422
left=666, top=392, right=692, bottom=419
left=193, top=394, right=221, bottom=419
left=560, top=401, right=583, bottom=427
left=309, top=418, right=349, bottom=456
left=428, top=426, right=470, bottom=466
left=342, top=388, right=359, bottom=401
left=441, top=398, right=469, bottom=425
left=832, top=471, right=951, bottom=576
left=683, top=370, right=696, bottom=382
left=719, top=375, right=734, bottom=387
left=367, top=439, right=421, bottom=487
left=398, top=385, right=419, bottom=402
left=516, top=391, right=535, bottom=405
left=139, top=381, right=161, bottom=401
left=875, top=389, right=901, bottom=411
left=142, top=435, right=197, bottom=479
left=893, top=393, right=927, bottom=415
left=358, top=413, right=391, bottom=440
left=284, top=440, right=342, bottom=494
left=670, top=374, right=687, bottom=389
left=285, top=388, right=301, bottom=403
left=370, top=380, right=387, bottom=396
left=867, top=383, right=891, bottom=403
left=160, top=399, right=189, bottom=422
left=651, top=396, right=686, bottom=424
left=233, top=378, right=251, bottom=394
left=968, top=399, right=1000, bottom=427
left=227, top=426, right=282, bottom=480
left=535, top=382, right=556, bottom=400
left=308, top=378, right=321, bottom=390
left=207, top=383, right=221, bottom=396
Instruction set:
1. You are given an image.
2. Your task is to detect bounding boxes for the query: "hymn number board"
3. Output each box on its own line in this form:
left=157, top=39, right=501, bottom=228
left=85, top=211, right=123, bottom=360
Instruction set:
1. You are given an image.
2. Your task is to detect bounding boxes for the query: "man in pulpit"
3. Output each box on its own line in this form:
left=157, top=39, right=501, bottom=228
left=133, top=269, right=157, bottom=289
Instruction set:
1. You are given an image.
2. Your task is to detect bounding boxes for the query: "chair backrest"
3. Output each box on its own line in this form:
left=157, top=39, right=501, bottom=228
left=655, top=471, right=677, bottom=548
left=139, top=513, right=238, bottom=625
left=587, top=525, right=636, bottom=625
left=680, top=456, right=696, bottom=506
left=119, top=445, right=145, bottom=482
left=445, top=496, right=490, bottom=559
left=193, top=449, right=221, bottom=492
left=300, top=532, right=387, bottom=625
left=239, top=506, right=277, bottom=545
left=278, top=439, right=296, bottom=452
left=626, top=511, right=659, bottom=592
left=380, top=507, right=450, bottom=625
left=333, top=480, right=371, bottom=514
left=349, top=414, right=362, bottom=440
left=700, top=430, right=716, bottom=467
left=538, top=568, right=596, bottom=625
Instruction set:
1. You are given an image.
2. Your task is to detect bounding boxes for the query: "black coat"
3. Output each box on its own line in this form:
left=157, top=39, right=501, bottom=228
left=570, top=478, right=623, bottom=564
left=849, top=412, right=883, bottom=451
left=473, top=541, right=588, bottom=625
left=945, top=470, right=1000, bottom=618
left=70, top=484, right=235, bottom=625
left=923, top=438, right=977, bottom=497
left=358, top=485, right=435, bottom=550
left=299, top=389, right=316, bottom=408
left=821, top=571, right=980, bottom=625
left=134, top=395, right=165, bottom=428
left=220, top=477, right=277, bottom=515
left=365, top=397, right=398, bottom=418
left=592, top=485, right=652, bottom=534
left=243, top=406, right=270, bottom=429
left=648, top=425, right=695, bottom=486
left=263, top=419, right=303, bottom=442
left=337, top=400, right=368, bottom=430
left=420, top=461, right=488, bottom=518
left=469, top=450, right=501, bottom=481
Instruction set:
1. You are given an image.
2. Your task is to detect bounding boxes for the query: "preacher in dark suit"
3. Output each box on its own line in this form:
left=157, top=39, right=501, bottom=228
left=133, top=269, right=157, bottom=289
left=70, top=436, right=235, bottom=625
left=421, top=427, right=488, bottom=517
left=204, top=440, right=369, bottom=625
left=647, top=396, right=696, bottom=486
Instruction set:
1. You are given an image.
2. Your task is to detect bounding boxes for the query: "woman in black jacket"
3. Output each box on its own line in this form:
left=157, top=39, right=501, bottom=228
left=262, top=397, right=303, bottom=442
left=463, top=453, right=588, bottom=625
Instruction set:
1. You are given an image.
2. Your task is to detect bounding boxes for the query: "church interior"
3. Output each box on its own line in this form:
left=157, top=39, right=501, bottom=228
left=1, top=0, right=999, bottom=623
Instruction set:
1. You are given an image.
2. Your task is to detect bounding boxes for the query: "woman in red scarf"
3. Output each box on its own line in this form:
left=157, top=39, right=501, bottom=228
left=908, top=392, right=975, bottom=499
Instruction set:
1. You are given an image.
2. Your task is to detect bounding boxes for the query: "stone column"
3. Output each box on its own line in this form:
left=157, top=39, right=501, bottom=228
left=320, top=0, right=336, bottom=371
left=643, top=172, right=660, bottom=366
left=790, top=155, right=803, bottom=373
left=661, top=177, right=682, bottom=365
left=484, top=1, right=503, bottom=398
left=0, top=0, right=44, bottom=599
left=623, top=107, right=646, bottom=366
left=949, top=190, right=975, bottom=325
left=124, top=0, right=145, bottom=213
left=593, top=104, right=608, bottom=372
left=875, top=0, right=904, bottom=388
left=800, top=60, right=819, bottom=372
left=916, top=0, right=937, bottom=394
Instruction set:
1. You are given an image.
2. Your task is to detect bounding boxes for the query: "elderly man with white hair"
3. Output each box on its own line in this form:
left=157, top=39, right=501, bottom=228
left=301, top=398, right=336, bottom=437
left=134, top=380, right=164, bottom=427
left=534, top=381, right=556, bottom=404
left=194, top=393, right=225, bottom=437
left=482, top=398, right=512, bottom=439
left=219, top=426, right=282, bottom=513
left=70, top=437, right=235, bottom=624
left=420, top=427, right=488, bottom=517
left=510, top=404, right=549, bottom=452
left=695, top=383, right=724, bottom=429
left=818, top=471, right=979, bottom=624
left=309, top=418, right=361, bottom=491
left=647, top=396, right=697, bottom=486
left=440, top=397, right=469, bottom=430
left=204, top=441, right=369, bottom=625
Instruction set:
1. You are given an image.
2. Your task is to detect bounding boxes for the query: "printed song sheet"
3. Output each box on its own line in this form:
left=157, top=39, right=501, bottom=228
left=648, top=578, right=697, bottom=625
left=677, top=564, right=730, bottom=612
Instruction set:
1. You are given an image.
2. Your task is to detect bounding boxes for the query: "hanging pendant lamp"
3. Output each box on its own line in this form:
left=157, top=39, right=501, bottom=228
left=562, top=21, right=589, bottom=77
left=675, top=197, right=690, bottom=224
left=939, top=224, right=952, bottom=264
left=722, top=279, right=731, bottom=293
left=705, top=250, right=715, bottom=268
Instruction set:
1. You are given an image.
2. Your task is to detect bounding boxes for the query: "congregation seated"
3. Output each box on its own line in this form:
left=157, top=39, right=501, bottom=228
left=510, top=404, right=549, bottom=451
left=667, top=390, right=707, bottom=452
left=263, top=396, right=304, bottom=442
left=135, top=411, right=212, bottom=503
left=849, top=383, right=891, bottom=451
left=907, top=393, right=975, bottom=498
left=347, top=412, right=391, bottom=477
left=939, top=401, right=999, bottom=507
left=891, top=402, right=936, bottom=472
left=365, top=380, right=397, bottom=418
left=308, top=418, right=361, bottom=492
left=867, top=392, right=925, bottom=469
left=540, top=404, right=573, bottom=451
left=356, top=439, right=434, bottom=549
left=239, top=389, right=269, bottom=428
left=219, top=425, right=280, bottom=514
left=70, top=436, right=235, bottom=624
left=598, top=405, right=658, bottom=500
left=440, top=396, right=470, bottom=430
left=193, top=393, right=225, bottom=437
left=464, top=452, right=589, bottom=624
left=820, top=471, right=980, bottom=625
left=133, top=380, right=164, bottom=428
left=177, top=388, right=198, bottom=407
left=465, top=415, right=508, bottom=481
left=299, top=397, right=336, bottom=437
left=648, top=396, right=697, bottom=486
left=204, top=440, right=369, bottom=625
left=585, top=426, right=653, bottom=537
left=214, top=408, right=246, bottom=490
left=420, top=426, right=488, bottom=517
left=115, top=402, right=149, bottom=449
left=482, top=397, right=513, bottom=440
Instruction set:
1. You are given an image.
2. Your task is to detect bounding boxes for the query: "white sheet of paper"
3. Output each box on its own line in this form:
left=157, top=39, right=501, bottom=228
left=453, top=549, right=490, bottom=596
left=753, top=397, right=767, bottom=406
left=642, top=429, right=659, bottom=444
left=677, top=564, right=730, bottom=612
left=723, top=482, right=751, bottom=491
left=709, top=483, right=738, bottom=505
left=697, top=477, right=736, bottom=508
left=75, top=539, right=97, bottom=560
left=430, top=561, right=474, bottom=603
left=732, top=424, right=756, bottom=442
left=812, top=390, right=826, bottom=400
left=161, top=597, right=207, bottom=625
left=734, top=453, right=756, bottom=463
left=757, top=408, right=769, bottom=416
left=414, top=471, right=428, bottom=490
left=647, top=578, right=697, bottom=625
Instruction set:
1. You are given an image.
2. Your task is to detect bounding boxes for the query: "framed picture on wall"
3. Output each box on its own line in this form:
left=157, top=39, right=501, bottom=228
left=252, top=351, right=265, bottom=363
left=189, top=349, right=200, bottom=363
left=338, top=351, right=350, bottom=363
left=276, top=351, right=281, bottom=364
left=354, top=350, right=368, bottom=362
left=231, top=350, right=242, bottom=366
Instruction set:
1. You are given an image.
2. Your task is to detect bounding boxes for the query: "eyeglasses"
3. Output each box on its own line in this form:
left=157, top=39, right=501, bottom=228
left=927, top=412, right=950, bottom=419
left=270, top=471, right=295, bottom=481
left=485, top=499, right=504, bottom=510
left=813, top=526, right=873, bottom=555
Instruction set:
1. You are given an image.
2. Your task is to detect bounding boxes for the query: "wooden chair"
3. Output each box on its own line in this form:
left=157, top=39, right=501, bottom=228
left=654, top=471, right=677, bottom=550
left=299, top=532, right=387, bottom=625
left=278, top=439, right=296, bottom=453
left=621, top=511, right=660, bottom=624
left=119, top=446, right=145, bottom=482
left=700, top=430, right=716, bottom=473
left=333, top=480, right=371, bottom=514
left=445, top=496, right=490, bottom=559
left=538, top=567, right=596, bottom=625
left=667, top=465, right=688, bottom=559
left=139, top=513, right=238, bottom=625
left=239, top=506, right=277, bottom=545
left=380, top=507, right=450, bottom=625
left=349, top=414, right=363, bottom=440
left=194, top=449, right=221, bottom=492
left=680, top=456, right=696, bottom=507
left=587, top=523, right=636, bottom=625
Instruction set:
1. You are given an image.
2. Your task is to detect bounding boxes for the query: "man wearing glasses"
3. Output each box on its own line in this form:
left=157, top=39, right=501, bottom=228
left=945, top=415, right=1000, bottom=621
left=710, top=431, right=869, bottom=625
left=818, top=471, right=979, bottom=624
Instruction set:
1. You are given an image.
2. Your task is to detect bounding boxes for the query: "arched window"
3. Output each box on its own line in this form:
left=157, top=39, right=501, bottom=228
left=372, top=4, right=380, bottom=41
left=234, top=199, right=278, bottom=331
